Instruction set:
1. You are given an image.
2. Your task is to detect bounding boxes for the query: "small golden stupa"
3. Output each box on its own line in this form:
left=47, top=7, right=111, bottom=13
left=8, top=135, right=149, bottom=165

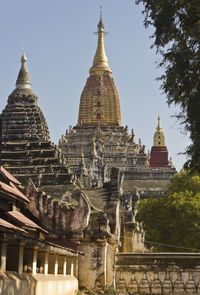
left=153, top=115, right=165, bottom=146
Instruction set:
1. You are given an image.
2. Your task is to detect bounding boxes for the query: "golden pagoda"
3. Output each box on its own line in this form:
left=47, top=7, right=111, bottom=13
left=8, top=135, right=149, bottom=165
left=77, top=15, right=121, bottom=127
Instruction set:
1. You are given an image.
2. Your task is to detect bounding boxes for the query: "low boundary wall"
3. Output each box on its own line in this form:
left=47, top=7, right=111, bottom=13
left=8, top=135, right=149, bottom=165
left=116, top=253, right=200, bottom=294
left=0, top=272, right=78, bottom=295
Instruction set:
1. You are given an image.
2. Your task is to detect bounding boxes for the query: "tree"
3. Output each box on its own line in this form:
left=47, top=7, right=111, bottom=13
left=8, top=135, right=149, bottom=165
left=136, top=170, right=200, bottom=251
left=135, top=0, right=200, bottom=172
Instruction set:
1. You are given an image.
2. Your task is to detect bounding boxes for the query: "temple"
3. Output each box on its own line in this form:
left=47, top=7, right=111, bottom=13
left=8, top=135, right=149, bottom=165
left=59, top=16, right=176, bottom=202
left=0, top=48, right=122, bottom=292
left=0, top=14, right=179, bottom=294
left=59, top=17, right=150, bottom=188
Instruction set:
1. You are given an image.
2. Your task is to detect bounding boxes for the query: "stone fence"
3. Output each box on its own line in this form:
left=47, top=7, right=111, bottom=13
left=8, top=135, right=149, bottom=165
left=116, top=253, right=200, bottom=294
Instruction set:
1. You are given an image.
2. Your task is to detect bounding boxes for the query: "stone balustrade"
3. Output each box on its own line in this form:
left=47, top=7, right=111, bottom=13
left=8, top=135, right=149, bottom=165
left=116, top=253, right=200, bottom=294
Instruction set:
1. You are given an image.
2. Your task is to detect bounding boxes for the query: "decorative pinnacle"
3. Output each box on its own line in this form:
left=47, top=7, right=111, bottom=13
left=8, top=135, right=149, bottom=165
left=156, top=114, right=162, bottom=131
left=98, top=6, right=104, bottom=29
left=16, top=50, right=32, bottom=90
left=89, top=12, right=112, bottom=75
left=21, top=48, right=27, bottom=63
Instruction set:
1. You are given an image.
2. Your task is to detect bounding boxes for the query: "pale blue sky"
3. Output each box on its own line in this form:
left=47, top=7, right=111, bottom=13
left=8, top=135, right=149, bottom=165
left=0, top=0, right=190, bottom=171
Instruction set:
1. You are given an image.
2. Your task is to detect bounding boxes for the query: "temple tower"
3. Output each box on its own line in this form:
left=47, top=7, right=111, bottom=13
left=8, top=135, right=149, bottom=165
left=0, top=52, right=72, bottom=187
left=59, top=16, right=148, bottom=187
left=78, top=16, right=121, bottom=127
left=59, top=16, right=176, bottom=201
left=149, top=115, right=169, bottom=168
left=1, top=51, right=50, bottom=142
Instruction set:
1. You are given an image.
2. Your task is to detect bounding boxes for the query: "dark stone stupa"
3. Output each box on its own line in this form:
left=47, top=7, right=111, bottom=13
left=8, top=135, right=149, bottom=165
left=0, top=51, right=72, bottom=187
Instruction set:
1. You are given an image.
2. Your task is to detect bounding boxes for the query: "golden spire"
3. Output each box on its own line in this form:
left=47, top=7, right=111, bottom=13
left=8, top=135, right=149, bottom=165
left=89, top=11, right=112, bottom=75
left=156, top=114, right=162, bottom=131
left=16, top=49, right=32, bottom=90
left=77, top=14, right=121, bottom=127
left=153, top=115, right=165, bottom=146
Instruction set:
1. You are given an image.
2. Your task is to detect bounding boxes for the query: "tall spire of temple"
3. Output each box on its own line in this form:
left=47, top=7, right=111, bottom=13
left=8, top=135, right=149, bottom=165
left=77, top=15, right=121, bottom=127
left=89, top=10, right=112, bottom=75
left=16, top=50, right=32, bottom=90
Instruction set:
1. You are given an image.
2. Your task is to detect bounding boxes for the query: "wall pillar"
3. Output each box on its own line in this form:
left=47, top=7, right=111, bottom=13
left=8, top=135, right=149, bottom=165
left=63, top=257, right=67, bottom=276
left=78, top=241, right=108, bottom=289
left=104, top=242, right=108, bottom=287
left=32, top=247, right=38, bottom=275
left=0, top=239, right=7, bottom=272
left=74, top=257, right=78, bottom=278
left=106, top=242, right=117, bottom=287
left=18, top=241, right=25, bottom=274
left=54, top=254, right=58, bottom=276
left=70, top=258, right=74, bottom=276
left=122, top=222, right=141, bottom=252
left=44, top=251, right=49, bottom=275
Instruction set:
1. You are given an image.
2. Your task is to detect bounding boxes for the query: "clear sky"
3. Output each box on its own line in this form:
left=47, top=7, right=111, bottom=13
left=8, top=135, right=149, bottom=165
left=0, top=0, right=190, bottom=171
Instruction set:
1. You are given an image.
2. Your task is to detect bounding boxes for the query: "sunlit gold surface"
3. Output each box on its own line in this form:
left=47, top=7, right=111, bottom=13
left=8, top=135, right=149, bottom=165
left=153, top=115, right=165, bottom=146
left=77, top=17, right=121, bottom=127
left=89, top=17, right=112, bottom=75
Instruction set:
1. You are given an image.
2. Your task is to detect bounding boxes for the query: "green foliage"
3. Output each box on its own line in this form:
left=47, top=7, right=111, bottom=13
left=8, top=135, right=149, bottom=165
left=168, top=169, right=200, bottom=194
left=135, top=0, right=200, bottom=172
left=136, top=170, right=200, bottom=251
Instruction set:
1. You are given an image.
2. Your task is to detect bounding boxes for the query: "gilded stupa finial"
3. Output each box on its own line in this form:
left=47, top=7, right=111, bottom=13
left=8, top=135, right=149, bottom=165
left=89, top=10, right=112, bottom=75
left=98, top=6, right=103, bottom=29
left=156, top=114, right=162, bottom=132
left=16, top=49, right=32, bottom=90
